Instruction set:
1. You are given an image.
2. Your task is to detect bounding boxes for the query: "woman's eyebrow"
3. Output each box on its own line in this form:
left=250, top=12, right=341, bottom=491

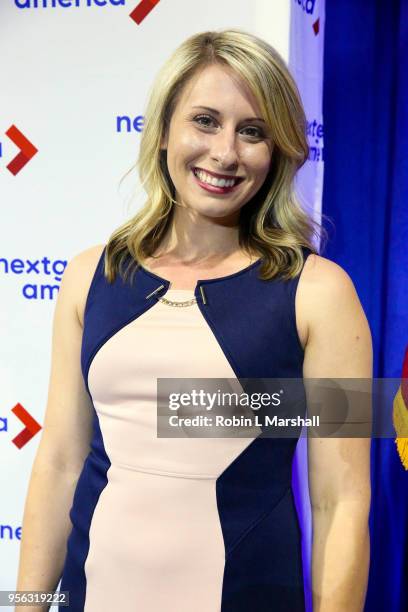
left=191, top=105, right=266, bottom=124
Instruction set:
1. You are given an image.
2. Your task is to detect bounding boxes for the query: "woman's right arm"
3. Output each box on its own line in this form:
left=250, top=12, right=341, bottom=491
left=14, top=244, right=105, bottom=612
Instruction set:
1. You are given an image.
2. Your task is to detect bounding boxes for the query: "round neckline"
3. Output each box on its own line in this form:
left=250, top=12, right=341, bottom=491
left=138, top=256, right=263, bottom=287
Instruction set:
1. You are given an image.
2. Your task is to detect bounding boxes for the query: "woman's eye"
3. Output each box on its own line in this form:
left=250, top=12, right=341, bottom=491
left=193, top=115, right=264, bottom=139
left=194, top=115, right=216, bottom=128
left=242, top=127, right=264, bottom=138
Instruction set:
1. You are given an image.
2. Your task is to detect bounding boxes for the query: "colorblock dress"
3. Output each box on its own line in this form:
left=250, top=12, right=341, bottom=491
left=59, top=246, right=311, bottom=612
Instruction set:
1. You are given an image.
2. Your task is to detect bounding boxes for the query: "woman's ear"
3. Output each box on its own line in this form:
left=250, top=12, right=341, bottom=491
left=160, top=129, right=168, bottom=150
left=269, top=143, right=275, bottom=168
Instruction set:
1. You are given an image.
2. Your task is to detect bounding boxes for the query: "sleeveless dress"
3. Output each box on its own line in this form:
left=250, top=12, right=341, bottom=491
left=59, top=246, right=311, bottom=612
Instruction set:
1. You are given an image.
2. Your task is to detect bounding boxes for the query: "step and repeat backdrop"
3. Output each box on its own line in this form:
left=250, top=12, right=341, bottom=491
left=1, top=1, right=324, bottom=608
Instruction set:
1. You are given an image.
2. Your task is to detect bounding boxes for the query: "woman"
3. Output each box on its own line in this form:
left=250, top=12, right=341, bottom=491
left=16, top=29, right=372, bottom=612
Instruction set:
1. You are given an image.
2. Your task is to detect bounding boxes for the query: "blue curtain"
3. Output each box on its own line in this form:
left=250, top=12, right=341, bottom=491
left=322, top=1, right=408, bottom=610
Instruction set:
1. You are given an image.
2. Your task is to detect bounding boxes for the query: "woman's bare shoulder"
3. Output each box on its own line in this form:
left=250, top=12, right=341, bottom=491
left=296, top=253, right=358, bottom=349
left=62, top=244, right=106, bottom=328
left=302, top=253, right=355, bottom=289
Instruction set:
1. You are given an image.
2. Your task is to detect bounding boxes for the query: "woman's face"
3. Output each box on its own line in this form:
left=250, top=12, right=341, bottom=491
left=160, top=63, right=274, bottom=221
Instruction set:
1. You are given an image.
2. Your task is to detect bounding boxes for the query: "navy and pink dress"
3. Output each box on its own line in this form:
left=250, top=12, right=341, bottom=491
left=59, top=246, right=311, bottom=611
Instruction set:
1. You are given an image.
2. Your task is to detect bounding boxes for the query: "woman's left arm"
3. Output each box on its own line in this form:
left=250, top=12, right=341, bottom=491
left=299, top=255, right=373, bottom=612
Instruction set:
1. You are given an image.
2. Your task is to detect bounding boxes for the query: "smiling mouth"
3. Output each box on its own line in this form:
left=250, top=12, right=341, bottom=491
left=192, top=167, right=244, bottom=188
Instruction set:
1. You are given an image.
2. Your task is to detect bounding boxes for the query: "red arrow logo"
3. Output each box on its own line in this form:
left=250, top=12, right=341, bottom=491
left=6, top=125, right=38, bottom=175
left=130, top=0, right=160, bottom=24
left=11, top=402, right=42, bottom=449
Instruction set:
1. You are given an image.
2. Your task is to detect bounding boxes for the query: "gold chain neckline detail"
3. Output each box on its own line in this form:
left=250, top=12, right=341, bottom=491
left=158, top=296, right=197, bottom=307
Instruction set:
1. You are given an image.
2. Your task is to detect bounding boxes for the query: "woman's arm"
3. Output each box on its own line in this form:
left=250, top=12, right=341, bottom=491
left=15, top=246, right=104, bottom=612
left=298, top=255, right=373, bottom=612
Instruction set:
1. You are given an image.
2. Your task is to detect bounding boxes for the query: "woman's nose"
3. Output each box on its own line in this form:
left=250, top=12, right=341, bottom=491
left=210, top=127, right=239, bottom=169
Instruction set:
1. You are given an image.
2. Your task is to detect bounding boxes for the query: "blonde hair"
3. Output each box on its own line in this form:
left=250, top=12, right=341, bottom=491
left=105, top=28, right=327, bottom=284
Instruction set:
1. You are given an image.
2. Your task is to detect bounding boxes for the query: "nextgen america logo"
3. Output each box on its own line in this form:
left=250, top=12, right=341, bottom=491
left=294, top=0, right=316, bottom=15
left=307, top=118, right=324, bottom=162
left=0, top=523, right=21, bottom=541
left=117, top=114, right=144, bottom=133
left=15, top=0, right=125, bottom=8
left=1, top=256, right=67, bottom=300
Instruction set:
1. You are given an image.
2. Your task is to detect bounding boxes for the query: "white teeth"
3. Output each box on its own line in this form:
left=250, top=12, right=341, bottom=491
left=194, top=168, right=237, bottom=188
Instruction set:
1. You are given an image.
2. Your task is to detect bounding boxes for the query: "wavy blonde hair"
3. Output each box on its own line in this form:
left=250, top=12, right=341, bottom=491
left=105, top=28, right=327, bottom=284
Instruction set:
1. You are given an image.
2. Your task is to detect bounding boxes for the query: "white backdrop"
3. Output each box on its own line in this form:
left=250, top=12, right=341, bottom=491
left=289, top=2, right=325, bottom=610
left=0, top=1, right=323, bottom=608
